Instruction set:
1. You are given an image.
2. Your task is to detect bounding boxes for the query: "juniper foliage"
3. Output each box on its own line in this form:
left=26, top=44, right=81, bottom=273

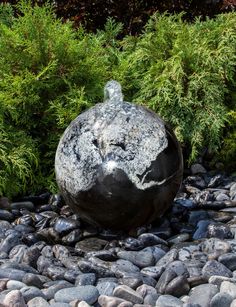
left=0, top=1, right=112, bottom=196
left=0, top=1, right=236, bottom=197
left=114, top=13, right=236, bottom=161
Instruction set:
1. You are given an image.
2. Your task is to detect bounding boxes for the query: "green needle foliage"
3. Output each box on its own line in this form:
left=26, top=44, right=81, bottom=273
left=0, top=1, right=112, bottom=196
left=0, top=1, right=236, bottom=197
left=114, top=13, right=236, bottom=162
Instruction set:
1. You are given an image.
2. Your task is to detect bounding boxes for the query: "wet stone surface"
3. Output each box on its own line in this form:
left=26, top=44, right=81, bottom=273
left=0, top=167, right=235, bottom=306
left=55, top=81, right=183, bottom=230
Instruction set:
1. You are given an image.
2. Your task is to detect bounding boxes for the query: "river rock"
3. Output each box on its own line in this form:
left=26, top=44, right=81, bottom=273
left=54, top=285, right=99, bottom=304
left=3, top=289, right=27, bottom=307
left=188, top=284, right=218, bottom=307
left=55, top=80, right=183, bottom=230
left=113, top=285, right=143, bottom=304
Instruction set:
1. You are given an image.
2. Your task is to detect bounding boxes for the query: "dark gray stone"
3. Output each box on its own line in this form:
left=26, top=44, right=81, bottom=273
left=156, top=249, right=178, bottom=267
left=113, top=285, right=143, bottom=304
left=46, top=265, right=67, bottom=280
left=9, top=245, right=27, bottom=263
left=55, top=80, right=183, bottom=230
left=165, top=275, right=190, bottom=297
left=0, top=232, right=21, bottom=254
left=202, top=260, right=233, bottom=279
left=0, top=262, right=38, bottom=274
left=142, top=246, right=166, bottom=262
left=0, top=209, right=14, bottom=222
left=0, top=268, right=26, bottom=281
left=166, top=260, right=189, bottom=278
left=75, top=273, right=96, bottom=286
left=22, top=273, right=44, bottom=289
left=156, top=269, right=177, bottom=294
left=136, top=284, right=159, bottom=306
left=75, top=238, right=108, bottom=254
left=20, top=286, right=46, bottom=303
left=138, top=233, right=167, bottom=247
left=218, top=253, right=236, bottom=271
left=11, top=201, right=34, bottom=211
left=42, top=281, right=73, bottom=300
left=53, top=217, right=80, bottom=235
left=210, top=292, right=233, bottom=307
left=141, top=265, right=165, bottom=279
left=78, top=260, right=115, bottom=278
left=110, top=259, right=140, bottom=278
left=207, top=223, right=233, bottom=239
left=64, top=269, right=81, bottom=283
left=117, top=250, right=155, bottom=268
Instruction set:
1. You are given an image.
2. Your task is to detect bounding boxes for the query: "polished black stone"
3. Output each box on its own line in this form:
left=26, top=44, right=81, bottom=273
left=55, top=81, right=183, bottom=230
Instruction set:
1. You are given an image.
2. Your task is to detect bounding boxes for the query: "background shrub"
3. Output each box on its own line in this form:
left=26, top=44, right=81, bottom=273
left=0, top=1, right=114, bottom=196
left=113, top=13, right=236, bottom=162
left=0, top=1, right=235, bottom=197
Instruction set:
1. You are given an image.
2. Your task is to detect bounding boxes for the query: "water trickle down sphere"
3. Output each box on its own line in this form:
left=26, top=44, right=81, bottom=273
left=55, top=81, right=183, bottom=230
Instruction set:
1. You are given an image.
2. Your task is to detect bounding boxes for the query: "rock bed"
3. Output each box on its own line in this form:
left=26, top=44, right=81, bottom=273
left=0, top=165, right=236, bottom=306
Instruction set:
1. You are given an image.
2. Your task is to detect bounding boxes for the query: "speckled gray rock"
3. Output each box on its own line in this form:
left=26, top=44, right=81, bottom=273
left=188, top=284, right=218, bottom=307
left=218, top=253, right=236, bottom=271
left=155, top=294, right=183, bottom=306
left=209, top=276, right=236, bottom=288
left=136, top=284, right=159, bottom=306
left=54, top=285, right=99, bottom=304
left=20, top=286, right=46, bottom=303
left=3, top=289, right=27, bottom=307
left=27, top=297, right=50, bottom=307
left=96, top=281, right=118, bottom=296
left=98, top=295, right=131, bottom=307
left=117, top=250, right=155, bottom=268
left=0, top=269, right=25, bottom=281
left=55, top=80, right=183, bottom=230
left=75, top=273, right=96, bottom=286
left=220, top=281, right=236, bottom=299
left=6, top=280, right=26, bottom=290
left=210, top=292, right=233, bottom=307
left=202, top=260, right=233, bottom=279
left=113, top=285, right=143, bottom=304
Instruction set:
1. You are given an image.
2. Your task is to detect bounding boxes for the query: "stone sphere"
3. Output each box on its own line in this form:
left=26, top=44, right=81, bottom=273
left=55, top=81, right=183, bottom=230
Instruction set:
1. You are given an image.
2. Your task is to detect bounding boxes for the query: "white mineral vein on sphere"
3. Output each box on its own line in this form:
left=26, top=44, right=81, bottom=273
left=55, top=82, right=168, bottom=193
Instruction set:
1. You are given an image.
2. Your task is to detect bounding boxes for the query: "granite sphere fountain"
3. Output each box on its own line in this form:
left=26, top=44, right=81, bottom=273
left=55, top=81, right=183, bottom=230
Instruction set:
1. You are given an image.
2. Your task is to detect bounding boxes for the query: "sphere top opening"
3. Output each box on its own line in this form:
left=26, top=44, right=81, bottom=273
left=55, top=81, right=183, bottom=230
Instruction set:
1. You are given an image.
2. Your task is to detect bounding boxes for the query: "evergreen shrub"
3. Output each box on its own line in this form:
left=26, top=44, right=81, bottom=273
left=0, top=1, right=236, bottom=197
left=0, top=1, right=113, bottom=196
left=113, top=13, right=236, bottom=161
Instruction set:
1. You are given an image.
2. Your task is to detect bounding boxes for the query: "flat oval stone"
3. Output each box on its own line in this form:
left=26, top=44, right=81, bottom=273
left=155, top=294, right=183, bottom=306
left=55, top=81, right=183, bottom=230
left=117, top=250, right=155, bottom=268
left=54, top=285, right=99, bottom=304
